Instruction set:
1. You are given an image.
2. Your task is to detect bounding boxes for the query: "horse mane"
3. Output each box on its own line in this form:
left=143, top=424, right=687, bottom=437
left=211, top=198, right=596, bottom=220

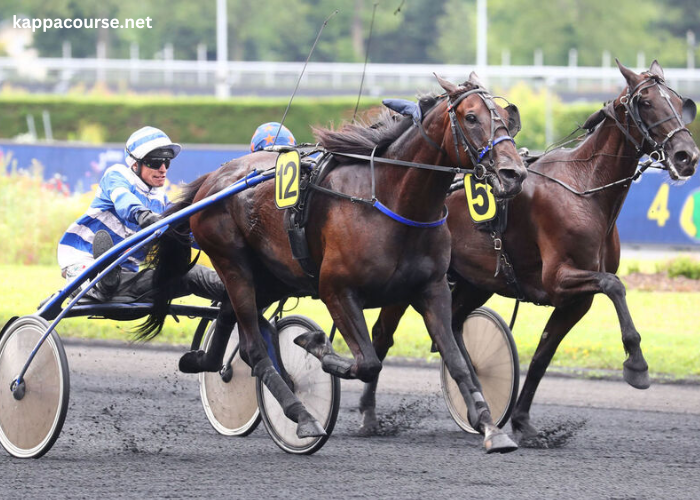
left=313, top=94, right=441, bottom=161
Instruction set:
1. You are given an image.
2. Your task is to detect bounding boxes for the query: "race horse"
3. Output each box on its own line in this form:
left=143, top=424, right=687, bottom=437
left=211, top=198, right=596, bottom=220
left=362, top=60, right=699, bottom=444
left=139, top=73, right=528, bottom=452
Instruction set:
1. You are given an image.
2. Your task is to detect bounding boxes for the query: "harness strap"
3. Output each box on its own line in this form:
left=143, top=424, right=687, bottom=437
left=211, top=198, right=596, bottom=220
left=330, top=151, right=474, bottom=175
left=373, top=200, right=448, bottom=228
left=308, top=183, right=374, bottom=205
left=528, top=157, right=654, bottom=196
left=308, top=184, right=448, bottom=227
left=416, top=120, right=449, bottom=156
left=492, top=238, right=526, bottom=302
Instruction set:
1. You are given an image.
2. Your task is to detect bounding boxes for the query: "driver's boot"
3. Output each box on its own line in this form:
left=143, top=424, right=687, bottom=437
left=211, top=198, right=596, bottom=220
left=91, top=230, right=121, bottom=299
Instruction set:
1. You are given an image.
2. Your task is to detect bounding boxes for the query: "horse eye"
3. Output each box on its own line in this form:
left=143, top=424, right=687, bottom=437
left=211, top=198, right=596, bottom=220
left=465, top=114, right=478, bottom=124
left=641, top=100, right=652, bottom=108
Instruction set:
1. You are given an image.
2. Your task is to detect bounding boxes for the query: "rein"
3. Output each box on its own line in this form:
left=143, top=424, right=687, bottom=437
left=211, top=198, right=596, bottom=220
left=528, top=157, right=656, bottom=196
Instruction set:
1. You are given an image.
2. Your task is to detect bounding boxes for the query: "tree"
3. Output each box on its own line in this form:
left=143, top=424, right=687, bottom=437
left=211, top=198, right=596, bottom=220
left=370, top=0, right=448, bottom=63
left=484, top=0, right=682, bottom=67
left=429, top=0, right=477, bottom=64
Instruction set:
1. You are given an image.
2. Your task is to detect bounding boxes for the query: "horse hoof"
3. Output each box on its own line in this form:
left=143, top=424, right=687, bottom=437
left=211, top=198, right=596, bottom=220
left=296, top=419, right=326, bottom=438
left=178, top=350, right=219, bottom=374
left=511, top=417, right=538, bottom=440
left=293, top=330, right=332, bottom=359
left=623, top=365, right=650, bottom=389
left=359, top=409, right=379, bottom=435
left=179, top=350, right=205, bottom=373
left=484, top=431, right=518, bottom=454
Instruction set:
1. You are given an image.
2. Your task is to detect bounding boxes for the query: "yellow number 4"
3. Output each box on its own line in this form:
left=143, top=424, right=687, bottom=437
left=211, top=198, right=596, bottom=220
left=647, top=183, right=670, bottom=227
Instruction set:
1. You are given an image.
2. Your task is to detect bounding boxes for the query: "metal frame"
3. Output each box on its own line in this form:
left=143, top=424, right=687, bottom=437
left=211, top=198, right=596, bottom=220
left=12, top=168, right=274, bottom=395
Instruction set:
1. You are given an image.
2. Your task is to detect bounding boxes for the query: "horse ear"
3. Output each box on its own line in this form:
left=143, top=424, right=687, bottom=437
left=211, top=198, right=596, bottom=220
left=682, top=98, right=697, bottom=125
left=504, top=104, right=521, bottom=137
left=582, top=109, right=605, bottom=131
left=468, top=71, right=485, bottom=88
left=434, top=73, right=458, bottom=94
left=615, top=58, right=639, bottom=87
left=648, top=60, right=665, bottom=80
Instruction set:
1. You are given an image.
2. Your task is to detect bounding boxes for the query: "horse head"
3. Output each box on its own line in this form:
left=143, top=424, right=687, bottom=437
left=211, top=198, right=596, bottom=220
left=616, top=59, right=699, bottom=180
left=435, top=73, right=527, bottom=199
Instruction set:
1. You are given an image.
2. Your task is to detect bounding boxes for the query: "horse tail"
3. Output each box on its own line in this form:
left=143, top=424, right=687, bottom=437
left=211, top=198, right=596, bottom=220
left=136, top=173, right=211, bottom=341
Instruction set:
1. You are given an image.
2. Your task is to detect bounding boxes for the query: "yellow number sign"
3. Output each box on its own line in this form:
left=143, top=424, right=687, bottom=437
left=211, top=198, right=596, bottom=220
left=275, top=150, right=300, bottom=209
left=464, top=173, right=497, bottom=223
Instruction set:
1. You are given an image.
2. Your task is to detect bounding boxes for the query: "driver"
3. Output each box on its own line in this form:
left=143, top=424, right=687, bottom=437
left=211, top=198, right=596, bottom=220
left=57, top=126, right=226, bottom=305
left=249, top=121, right=296, bottom=152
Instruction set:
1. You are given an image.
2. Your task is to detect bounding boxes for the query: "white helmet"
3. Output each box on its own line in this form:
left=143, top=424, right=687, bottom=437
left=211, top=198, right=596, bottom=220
left=124, top=126, right=182, bottom=167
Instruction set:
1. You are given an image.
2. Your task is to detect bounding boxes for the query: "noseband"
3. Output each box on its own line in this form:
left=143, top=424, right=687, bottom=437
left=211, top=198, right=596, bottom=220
left=445, top=88, right=517, bottom=180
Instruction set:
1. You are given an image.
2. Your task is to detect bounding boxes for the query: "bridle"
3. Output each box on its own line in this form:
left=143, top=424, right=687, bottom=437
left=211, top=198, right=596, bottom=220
left=443, top=87, right=519, bottom=181
left=530, top=73, right=697, bottom=195
left=605, top=73, right=696, bottom=169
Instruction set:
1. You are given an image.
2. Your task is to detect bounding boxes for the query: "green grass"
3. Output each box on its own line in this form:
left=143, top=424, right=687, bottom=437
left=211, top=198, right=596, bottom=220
left=3, top=264, right=699, bottom=379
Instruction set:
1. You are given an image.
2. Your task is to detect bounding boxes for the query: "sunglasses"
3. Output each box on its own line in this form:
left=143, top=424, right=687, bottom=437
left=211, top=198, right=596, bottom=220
left=141, top=157, right=171, bottom=170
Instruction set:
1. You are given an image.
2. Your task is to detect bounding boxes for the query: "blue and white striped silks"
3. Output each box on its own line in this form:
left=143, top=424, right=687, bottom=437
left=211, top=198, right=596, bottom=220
left=57, top=164, right=168, bottom=272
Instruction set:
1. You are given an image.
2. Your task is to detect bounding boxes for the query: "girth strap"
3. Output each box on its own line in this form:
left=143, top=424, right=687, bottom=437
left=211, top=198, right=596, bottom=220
left=373, top=200, right=448, bottom=228
left=491, top=230, right=526, bottom=302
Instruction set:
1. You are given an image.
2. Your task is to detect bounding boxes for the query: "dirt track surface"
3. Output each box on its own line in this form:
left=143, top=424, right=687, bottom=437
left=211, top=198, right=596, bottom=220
left=2, top=341, right=700, bottom=500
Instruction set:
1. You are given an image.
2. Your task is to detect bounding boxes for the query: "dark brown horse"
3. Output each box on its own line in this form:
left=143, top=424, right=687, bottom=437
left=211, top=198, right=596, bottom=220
left=140, top=74, right=527, bottom=452
left=363, top=61, right=699, bottom=444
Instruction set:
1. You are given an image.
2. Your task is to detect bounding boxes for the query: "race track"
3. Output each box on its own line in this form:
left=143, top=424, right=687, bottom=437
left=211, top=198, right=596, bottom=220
left=2, top=340, right=700, bottom=500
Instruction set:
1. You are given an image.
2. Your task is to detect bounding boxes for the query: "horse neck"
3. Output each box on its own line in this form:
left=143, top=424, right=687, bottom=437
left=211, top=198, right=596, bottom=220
left=571, top=110, right=642, bottom=226
left=378, top=113, right=455, bottom=222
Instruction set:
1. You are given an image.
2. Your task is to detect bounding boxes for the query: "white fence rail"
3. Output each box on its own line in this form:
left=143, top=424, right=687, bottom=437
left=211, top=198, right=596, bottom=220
left=2, top=56, right=700, bottom=99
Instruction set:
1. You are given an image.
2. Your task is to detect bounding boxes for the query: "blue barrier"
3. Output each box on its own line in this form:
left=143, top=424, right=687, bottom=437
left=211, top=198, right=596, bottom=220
left=0, top=140, right=248, bottom=195
left=2, top=141, right=700, bottom=248
left=616, top=167, right=700, bottom=247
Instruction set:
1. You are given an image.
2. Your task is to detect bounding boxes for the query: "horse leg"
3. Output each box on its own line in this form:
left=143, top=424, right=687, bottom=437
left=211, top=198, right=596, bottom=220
left=224, top=272, right=325, bottom=438
left=449, top=280, right=494, bottom=393
left=413, top=278, right=517, bottom=453
left=179, top=299, right=236, bottom=373
left=548, top=267, right=649, bottom=389
left=296, top=288, right=382, bottom=383
left=598, top=273, right=649, bottom=389
left=510, top=298, right=593, bottom=441
left=359, top=303, right=409, bottom=433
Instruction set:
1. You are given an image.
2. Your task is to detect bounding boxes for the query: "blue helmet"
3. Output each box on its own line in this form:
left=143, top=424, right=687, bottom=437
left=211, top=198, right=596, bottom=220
left=250, top=122, right=296, bottom=152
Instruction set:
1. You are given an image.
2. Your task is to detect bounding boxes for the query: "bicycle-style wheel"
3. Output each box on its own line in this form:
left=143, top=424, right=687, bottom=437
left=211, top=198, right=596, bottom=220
left=257, top=315, right=340, bottom=455
left=0, top=315, right=70, bottom=458
left=441, top=307, right=519, bottom=434
left=199, top=321, right=260, bottom=436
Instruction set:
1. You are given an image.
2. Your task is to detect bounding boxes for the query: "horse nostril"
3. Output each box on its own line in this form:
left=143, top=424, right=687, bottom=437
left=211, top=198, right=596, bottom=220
left=674, top=150, right=690, bottom=165
left=500, top=169, right=518, bottom=183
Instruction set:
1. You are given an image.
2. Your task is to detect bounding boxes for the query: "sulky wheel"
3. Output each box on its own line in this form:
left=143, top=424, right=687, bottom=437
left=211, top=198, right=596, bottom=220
left=256, top=315, right=340, bottom=455
left=441, top=307, right=519, bottom=434
left=199, top=321, right=261, bottom=437
left=0, top=315, right=70, bottom=458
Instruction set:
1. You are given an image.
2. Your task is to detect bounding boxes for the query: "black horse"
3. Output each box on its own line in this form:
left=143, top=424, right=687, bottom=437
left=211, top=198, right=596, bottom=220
left=139, top=74, right=527, bottom=452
